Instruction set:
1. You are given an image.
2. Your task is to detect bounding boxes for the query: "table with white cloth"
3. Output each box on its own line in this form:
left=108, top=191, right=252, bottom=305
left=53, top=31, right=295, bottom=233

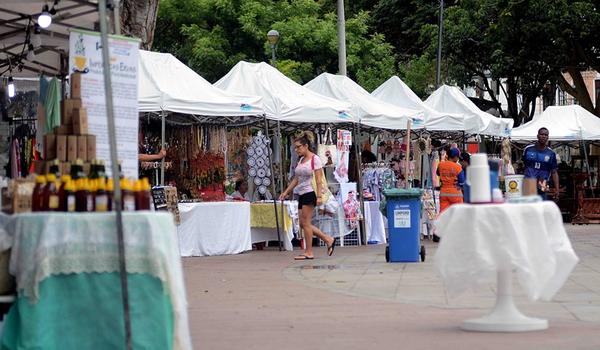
left=250, top=201, right=297, bottom=251
left=0, top=212, right=192, bottom=350
left=434, top=201, right=579, bottom=332
left=363, top=201, right=386, bottom=244
left=177, top=201, right=251, bottom=257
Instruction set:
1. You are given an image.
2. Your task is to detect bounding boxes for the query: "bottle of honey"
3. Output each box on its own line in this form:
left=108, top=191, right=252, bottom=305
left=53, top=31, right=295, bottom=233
left=107, top=178, right=114, bottom=211
left=75, top=178, right=89, bottom=212
left=58, top=175, right=71, bottom=211
left=135, top=178, right=152, bottom=210
left=95, top=178, right=109, bottom=212
left=43, top=174, right=60, bottom=211
left=64, top=180, right=76, bottom=212
left=32, top=175, right=47, bottom=212
left=121, top=178, right=136, bottom=211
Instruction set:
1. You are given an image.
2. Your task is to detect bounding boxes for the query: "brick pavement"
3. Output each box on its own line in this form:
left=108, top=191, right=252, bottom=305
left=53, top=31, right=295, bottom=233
left=184, top=224, right=600, bottom=350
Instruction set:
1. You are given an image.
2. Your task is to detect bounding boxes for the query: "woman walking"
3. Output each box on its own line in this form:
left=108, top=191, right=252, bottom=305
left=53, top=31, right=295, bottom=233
left=279, top=132, right=336, bottom=260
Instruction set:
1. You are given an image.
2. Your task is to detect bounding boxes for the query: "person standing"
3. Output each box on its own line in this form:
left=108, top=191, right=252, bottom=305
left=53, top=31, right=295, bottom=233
left=437, top=147, right=465, bottom=212
left=279, top=132, right=336, bottom=260
left=523, top=127, right=559, bottom=201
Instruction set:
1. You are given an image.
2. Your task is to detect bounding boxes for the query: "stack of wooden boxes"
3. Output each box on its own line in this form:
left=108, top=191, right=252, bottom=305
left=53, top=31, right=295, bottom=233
left=41, top=72, right=97, bottom=175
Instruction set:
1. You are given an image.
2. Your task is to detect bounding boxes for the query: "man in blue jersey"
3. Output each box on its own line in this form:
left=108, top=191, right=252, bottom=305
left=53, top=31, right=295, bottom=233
left=523, top=127, right=559, bottom=201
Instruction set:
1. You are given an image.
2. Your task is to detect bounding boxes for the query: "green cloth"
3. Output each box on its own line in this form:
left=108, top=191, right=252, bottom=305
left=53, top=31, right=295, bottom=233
left=1, top=273, right=174, bottom=350
left=44, top=77, right=61, bottom=133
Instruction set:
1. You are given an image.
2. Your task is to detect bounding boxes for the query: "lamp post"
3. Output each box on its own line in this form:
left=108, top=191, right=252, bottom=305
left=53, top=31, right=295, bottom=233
left=267, top=29, right=280, bottom=67
left=435, top=0, right=444, bottom=87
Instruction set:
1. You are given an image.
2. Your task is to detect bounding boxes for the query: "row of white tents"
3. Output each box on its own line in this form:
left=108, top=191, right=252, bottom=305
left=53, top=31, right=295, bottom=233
left=138, top=50, right=600, bottom=141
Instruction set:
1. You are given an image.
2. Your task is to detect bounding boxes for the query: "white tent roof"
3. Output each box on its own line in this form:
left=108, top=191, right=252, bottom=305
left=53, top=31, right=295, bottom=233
left=511, top=105, right=600, bottom=141
left=371, top=76, right=465, bottom=131
left=215, top=61, right=355, bottom=124
left=304, top=73, right=423, bottom=130
left=138, top=51, right=264, bottom=116
left=424, top=85, right=513, bottom=136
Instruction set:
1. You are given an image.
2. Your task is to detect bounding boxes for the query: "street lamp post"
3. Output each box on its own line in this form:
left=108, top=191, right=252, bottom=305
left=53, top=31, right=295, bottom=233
left=267, top=29, right=280, bottom=67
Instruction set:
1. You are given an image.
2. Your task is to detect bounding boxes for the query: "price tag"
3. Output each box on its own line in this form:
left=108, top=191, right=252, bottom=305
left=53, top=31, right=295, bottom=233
left=394, top=209, right=411, bottom=228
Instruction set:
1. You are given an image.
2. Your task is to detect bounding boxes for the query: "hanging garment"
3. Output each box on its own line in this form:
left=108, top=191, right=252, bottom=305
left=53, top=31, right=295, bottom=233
left=44, top=77, right=61, bottom=133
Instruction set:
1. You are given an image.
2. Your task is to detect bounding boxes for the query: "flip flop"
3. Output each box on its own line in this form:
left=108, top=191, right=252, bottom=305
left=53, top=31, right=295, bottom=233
left=294, top=254, right=314, bottom=260
left=327, top=240, right=336, bottom=256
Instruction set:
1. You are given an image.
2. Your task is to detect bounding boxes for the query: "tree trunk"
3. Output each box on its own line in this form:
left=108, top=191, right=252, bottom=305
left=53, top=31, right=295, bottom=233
left=559, top=68, right=598, bottom=117
left=505, top=77, right=520, bottom=125
left=120, top=0, right=160, bottom=50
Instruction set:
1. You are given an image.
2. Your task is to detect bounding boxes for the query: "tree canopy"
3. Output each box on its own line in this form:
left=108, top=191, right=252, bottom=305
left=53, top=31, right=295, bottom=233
left=153, top=0, right=600, bottom=121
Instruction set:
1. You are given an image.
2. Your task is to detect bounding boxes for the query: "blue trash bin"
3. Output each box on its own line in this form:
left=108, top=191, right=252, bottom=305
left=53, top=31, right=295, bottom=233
left=382, top=189, right=424, bottom=263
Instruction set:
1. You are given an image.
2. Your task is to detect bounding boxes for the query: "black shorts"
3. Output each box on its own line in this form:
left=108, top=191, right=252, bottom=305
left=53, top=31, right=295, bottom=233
left=298, top=191, right=317, bottom=209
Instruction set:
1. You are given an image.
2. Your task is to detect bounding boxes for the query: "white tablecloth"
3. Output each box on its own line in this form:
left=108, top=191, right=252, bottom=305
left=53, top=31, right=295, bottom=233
left=177, top=202, right=252, bottom=257
left=434, top=201, right=579, bottom=301
left=364, top=201, right=386, bottom=244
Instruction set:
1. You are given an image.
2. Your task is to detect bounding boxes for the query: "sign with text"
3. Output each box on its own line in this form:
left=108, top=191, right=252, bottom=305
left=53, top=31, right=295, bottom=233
left=69, top=29, right=140, bottom=178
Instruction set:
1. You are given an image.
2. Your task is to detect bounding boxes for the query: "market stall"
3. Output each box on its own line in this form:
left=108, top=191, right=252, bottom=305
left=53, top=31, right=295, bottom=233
left=511, top=105, right=600, bottom=223
left=425, top=85, right=513, bottom=137
left=371, top=76, right=466, bottom=132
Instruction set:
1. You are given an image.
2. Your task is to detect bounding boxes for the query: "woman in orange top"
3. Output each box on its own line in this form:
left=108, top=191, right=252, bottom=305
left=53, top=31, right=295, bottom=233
left=437, top=147, right=465, bottom=212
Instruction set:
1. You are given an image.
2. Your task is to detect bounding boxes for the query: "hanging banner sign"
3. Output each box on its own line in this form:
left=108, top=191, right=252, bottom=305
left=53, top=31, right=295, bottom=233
left=68, top=29, right=140, bottom=178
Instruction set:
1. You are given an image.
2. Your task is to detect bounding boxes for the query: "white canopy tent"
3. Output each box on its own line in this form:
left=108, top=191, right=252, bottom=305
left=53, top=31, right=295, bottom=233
left=511, top=105, right=600, bottom=141
left=371, top=76, right=465, bottom=131
left=425, top=85, right=513, bottom=137
left=138, top=50, right=264, bottom=117
left=215, top=61, right=355, bottom=124
left=304, top=73, right=424, bottom=130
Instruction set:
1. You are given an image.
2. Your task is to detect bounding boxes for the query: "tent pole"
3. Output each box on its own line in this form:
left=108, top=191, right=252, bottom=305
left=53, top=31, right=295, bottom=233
left=265, top=117, right=283, bottom=251
left=161, top=110, right=166, bottom=185
left=405, top=120, right=412, bottom=189
left=277, top=121, right=284, bottom=194
left=581, top=140, right=595, bottom=198
left=354, top=122, right=365, bottom=245
left=98, top=1, right=132, bottom=349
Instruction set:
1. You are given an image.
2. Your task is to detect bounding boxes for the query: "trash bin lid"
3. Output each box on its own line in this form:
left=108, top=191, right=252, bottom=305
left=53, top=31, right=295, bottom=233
left=383, top=188, right=423, bottom=199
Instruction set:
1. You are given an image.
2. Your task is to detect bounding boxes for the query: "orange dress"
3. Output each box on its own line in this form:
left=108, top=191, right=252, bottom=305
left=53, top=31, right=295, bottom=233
left=437, top=160, right=464, bottom=212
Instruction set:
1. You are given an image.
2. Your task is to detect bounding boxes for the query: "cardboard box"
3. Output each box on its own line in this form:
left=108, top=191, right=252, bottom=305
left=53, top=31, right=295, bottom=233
left=56, top=135, right=67, bottom=162
left=61, top=98, right=82, bottom=125
left=86, top=135, right=96, bottom=160
left=44, top=134, right=56, bottom=160
left=73, top=108, right=88, bottom=135
left=54, top=125, right=72, bottom=135
left=77, top=136, right=88, bottom=161
left=67, top=135, right=78, bottom=162
left=70, top=72, right=82, bottom=99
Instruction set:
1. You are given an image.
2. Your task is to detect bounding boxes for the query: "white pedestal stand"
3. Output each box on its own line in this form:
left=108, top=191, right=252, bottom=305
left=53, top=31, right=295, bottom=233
left=462, top=270, right=548, bottom=332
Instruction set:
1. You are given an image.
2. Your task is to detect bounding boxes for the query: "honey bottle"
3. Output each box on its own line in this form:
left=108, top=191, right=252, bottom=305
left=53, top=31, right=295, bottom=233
left=43, top=174, right=60, bottom=211
left=58, top=175, right=71, bottom=212
left=32, top=175, right=47, bottom=212
left=121, top=178, right=136, bottom=211
left=95, top=178, right=109, bottom=212
left=135, top=178, right=151, bottom=210
left=64, top=180, right=77, bottom=212
left=75, top=178, right=89, bottom=212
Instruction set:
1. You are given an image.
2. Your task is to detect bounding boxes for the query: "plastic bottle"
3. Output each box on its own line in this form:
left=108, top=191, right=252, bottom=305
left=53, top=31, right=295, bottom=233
left=48, top=159, right=61, bottom=178
left=65, top=180, right=77, bottom=212
left=95, top=178, right=109, bottom=212
left=32, top=175, right=47, bottom=212
left=121, top=178, right=136, bottom=211
left=43, top=174, right=60, bottom=211
left=87, top=179, right=96, bottom=212
left=488, top=159, right=500, bottom=198
left=58, top=175, right=72, bottom=211
left=89, top=160, right=99, bottom=180
left=135, top=178, right=151, bottom=210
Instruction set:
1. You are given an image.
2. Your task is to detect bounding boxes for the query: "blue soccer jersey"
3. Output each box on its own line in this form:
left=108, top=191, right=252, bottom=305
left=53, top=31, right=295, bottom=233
left=523, top=145, right=558, bottom=181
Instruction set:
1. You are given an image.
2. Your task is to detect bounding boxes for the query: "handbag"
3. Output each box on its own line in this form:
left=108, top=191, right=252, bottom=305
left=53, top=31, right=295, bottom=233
left=310, top=155, right=332, bottom=203
left=317, top=128, right=337, bottom=168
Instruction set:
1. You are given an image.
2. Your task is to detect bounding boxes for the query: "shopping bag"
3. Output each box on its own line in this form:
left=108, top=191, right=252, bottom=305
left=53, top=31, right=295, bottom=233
left=310, top=155, right=332, bottom=203
left=317, top=128, right=337, bottom=167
